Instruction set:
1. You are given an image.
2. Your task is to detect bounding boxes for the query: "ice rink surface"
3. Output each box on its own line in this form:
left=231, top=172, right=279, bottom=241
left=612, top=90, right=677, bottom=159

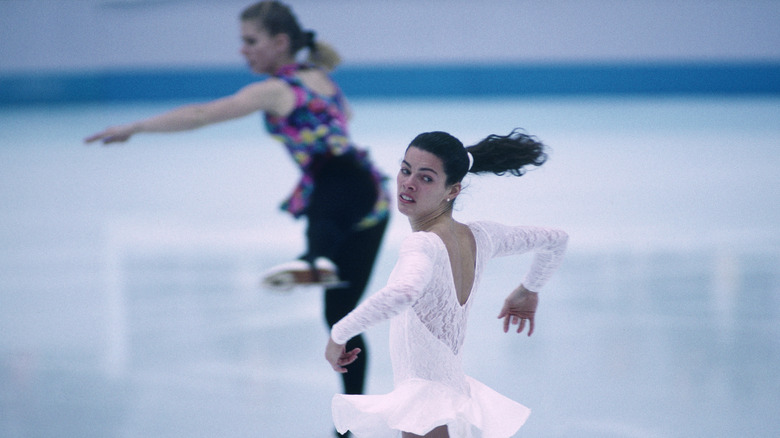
left=1, top=96, right=779, bottom=437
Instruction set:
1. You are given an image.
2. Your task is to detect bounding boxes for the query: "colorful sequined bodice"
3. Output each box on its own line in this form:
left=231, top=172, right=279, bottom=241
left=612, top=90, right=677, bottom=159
left=264, top=63, right=389, bottom=228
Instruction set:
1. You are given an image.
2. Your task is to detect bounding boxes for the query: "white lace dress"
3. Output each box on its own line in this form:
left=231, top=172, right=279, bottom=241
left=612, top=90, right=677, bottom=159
left=330, top=221, right=568, bottom=437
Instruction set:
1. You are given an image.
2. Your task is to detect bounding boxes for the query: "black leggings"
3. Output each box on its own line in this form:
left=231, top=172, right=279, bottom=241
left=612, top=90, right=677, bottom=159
left=303, top=154, right=389, bottom=395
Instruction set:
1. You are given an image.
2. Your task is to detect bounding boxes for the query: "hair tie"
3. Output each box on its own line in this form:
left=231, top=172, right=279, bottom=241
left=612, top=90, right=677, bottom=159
left=467, top=151, right=474, bottom=171
left=305, top=30, right=317, bottom=50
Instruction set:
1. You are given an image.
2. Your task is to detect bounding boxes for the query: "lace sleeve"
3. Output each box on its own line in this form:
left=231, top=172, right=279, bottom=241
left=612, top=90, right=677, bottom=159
left=330, top=232, right=437, bottom=345
left=473, top=221, right=569, bottom=292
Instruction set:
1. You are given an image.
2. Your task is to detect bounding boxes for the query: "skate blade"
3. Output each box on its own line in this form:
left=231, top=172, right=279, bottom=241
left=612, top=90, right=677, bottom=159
left=260, top=263, right=349, bottom=292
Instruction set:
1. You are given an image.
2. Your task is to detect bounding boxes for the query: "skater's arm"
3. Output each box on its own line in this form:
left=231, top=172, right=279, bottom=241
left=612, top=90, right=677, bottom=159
left=84, top=79, right=292, bottom=144
left=473, top=222, right=567, bottom=336
left=329, top=232, right=435, bottom=345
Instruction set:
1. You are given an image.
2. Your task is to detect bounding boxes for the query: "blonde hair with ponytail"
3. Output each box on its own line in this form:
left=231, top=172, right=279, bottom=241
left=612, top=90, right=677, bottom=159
left=242, top=1, right=342, bottom=71
left=308, top=40, right=341, bottom=71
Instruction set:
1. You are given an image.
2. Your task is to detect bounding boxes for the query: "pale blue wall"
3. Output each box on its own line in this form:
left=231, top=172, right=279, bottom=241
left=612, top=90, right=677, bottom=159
left=1, top=0, right=779, bottom=102
left=3, top=0, right=779, bottom=71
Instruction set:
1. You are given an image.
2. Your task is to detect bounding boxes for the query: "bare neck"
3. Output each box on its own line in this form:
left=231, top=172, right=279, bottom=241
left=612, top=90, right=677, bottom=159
left=409, top=205, right=455, bottom=233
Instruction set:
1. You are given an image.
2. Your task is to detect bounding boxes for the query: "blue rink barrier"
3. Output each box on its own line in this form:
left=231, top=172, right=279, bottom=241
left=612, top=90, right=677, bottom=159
left=1, top=62, right=779, bottom=105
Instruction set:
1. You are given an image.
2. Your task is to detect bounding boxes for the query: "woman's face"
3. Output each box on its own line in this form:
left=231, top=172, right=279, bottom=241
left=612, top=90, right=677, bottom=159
left=396, top=146, right=459, bottom=220
left=240, top=20, right=287, bottom=74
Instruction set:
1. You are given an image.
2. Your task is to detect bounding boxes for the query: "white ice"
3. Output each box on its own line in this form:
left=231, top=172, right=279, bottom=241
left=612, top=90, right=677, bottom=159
left=1, top=96, right=779, bottom=437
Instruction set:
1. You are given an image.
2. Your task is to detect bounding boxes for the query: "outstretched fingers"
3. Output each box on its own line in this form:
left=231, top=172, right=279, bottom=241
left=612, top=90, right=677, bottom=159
left=331, top=348, right=361, bottom=373
left=339, top=348, right=361, bottom=368
left=84, top=125, right=135, bottom=145
left=499, top=314, right=534, bottom=336
left=498, top=305, right=536, bottom=336
left=517, top=315, right=534, bottom=336
left=498, top=286, right=539, bottom=336
left=326, top=339, right=362, bottom=373
left=498, top=303, right=512, bottom=332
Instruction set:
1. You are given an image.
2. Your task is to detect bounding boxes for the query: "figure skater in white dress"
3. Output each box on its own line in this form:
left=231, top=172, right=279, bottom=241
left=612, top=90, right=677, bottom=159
left=325, top=129, right=569, bottom=437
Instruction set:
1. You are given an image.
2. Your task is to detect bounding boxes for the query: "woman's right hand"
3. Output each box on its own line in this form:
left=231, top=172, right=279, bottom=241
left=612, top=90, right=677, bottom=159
left=325, top=337, right=361, bottom=373
left=84, top=124, right=137, bottom=145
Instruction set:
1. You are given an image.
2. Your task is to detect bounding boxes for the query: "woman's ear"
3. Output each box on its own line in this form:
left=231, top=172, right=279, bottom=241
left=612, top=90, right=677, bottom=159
left=273, top=32, right=291, bottom=54
left=447, top=182, right=462, bottom=201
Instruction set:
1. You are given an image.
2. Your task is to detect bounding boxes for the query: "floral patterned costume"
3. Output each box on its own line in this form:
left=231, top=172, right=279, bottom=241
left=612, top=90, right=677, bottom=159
left=264, top=63, right=389, bottom=229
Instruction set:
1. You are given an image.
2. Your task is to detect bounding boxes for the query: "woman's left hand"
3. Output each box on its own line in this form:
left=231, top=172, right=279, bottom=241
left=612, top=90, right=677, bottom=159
left=325, top=337, right=361, bottom=373
left=497, top=285, right=539, bottom=336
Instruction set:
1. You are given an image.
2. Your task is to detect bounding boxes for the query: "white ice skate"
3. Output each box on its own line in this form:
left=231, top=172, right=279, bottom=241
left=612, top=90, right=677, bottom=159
left=260, top=257, right=348, bottom=292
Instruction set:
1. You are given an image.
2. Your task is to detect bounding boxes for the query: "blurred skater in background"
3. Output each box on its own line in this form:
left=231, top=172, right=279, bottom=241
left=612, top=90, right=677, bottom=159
left=85, top=0, right=390, bottom=426
left=326, top=130, right=568, bottom=437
